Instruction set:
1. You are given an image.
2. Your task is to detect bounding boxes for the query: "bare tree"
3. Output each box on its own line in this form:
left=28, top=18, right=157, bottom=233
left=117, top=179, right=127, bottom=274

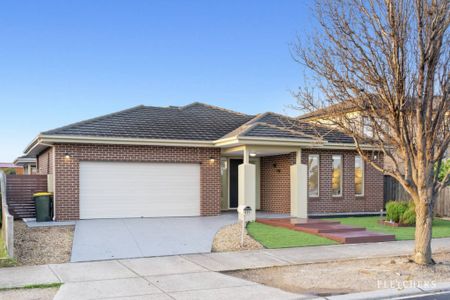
left=293, top=0, right=449, bottom=265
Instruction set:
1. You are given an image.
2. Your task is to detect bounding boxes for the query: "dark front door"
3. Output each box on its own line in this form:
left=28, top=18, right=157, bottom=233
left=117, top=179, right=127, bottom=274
left=229, top=159, right=243, bottom=208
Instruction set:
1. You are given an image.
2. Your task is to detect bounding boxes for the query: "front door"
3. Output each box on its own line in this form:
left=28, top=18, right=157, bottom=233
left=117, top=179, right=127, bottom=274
left=229, top=159, right=243, bottom=208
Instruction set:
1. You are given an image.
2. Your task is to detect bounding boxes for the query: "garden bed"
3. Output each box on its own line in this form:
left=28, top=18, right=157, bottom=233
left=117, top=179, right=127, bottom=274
left=14, top=221, right=74, bottom=265
left=212, top=223, right=263, bottom=252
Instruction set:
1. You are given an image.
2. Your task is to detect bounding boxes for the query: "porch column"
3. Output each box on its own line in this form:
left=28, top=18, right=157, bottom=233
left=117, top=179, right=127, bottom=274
left=290, top=149, right=308, bottom=218
left=238, top=147, right=256, bottom=221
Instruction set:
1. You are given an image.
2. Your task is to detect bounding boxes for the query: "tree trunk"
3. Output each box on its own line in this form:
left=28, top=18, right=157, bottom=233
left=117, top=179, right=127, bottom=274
left=414, top=199, right=434, bottom=265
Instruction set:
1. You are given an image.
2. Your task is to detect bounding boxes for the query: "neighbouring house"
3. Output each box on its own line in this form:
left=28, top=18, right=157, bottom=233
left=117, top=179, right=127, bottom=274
left=0, top=163, right=24, bottom=175
left=22, top=102, right=384, bottom=221
left=13, top=156, right=37, bottom=175
left=298, top=100, right=450, bottom=163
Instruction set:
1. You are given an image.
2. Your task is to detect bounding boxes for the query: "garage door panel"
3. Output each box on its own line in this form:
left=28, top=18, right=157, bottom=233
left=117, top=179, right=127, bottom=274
left=79, top=161, right=201, bottom=219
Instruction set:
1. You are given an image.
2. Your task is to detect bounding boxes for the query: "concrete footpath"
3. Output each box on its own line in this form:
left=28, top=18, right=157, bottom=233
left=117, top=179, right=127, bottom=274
left=0, top=238, right=449, bottom=299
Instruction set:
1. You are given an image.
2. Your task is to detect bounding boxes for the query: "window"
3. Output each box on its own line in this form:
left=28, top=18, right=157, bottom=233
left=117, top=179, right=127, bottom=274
left=362, top=116, right=373, bottom=138
left=308, top=155, right=319, bottom=197
left=332, top=155, right=343, bottom=196
left=355, top=156, right=364, bottom=196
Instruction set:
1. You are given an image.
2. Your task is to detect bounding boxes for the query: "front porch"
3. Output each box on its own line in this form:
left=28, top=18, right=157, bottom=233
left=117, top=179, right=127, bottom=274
left=220, top=145, right=308, bottom=221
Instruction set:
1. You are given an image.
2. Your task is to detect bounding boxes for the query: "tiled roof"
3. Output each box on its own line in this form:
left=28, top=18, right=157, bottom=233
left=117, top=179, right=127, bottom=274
left=43, top=103, right=255, bottom=141
left=254, top=113, right=354, bottom=144
left=0, top=163, right=19, bottom=168
left=41, top=102, right=354, bottom=144
left=224, top=112, right=354, bottom=144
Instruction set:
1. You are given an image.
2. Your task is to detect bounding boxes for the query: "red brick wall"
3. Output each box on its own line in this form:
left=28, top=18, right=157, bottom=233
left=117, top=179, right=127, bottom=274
left=53, top=144, right=221, bottom=220
left=260, top=154, right=295, bottom=213
left=260, top=150, right=384, bottom=215
left=37, top=148, right=53, bottom=175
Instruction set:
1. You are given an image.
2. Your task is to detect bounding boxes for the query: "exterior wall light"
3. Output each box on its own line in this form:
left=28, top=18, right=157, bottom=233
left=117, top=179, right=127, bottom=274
left=209, top=157, right=215, bottom=163
left=64, top=153, right=71, bottom=159
left=249, top=153, right=256, bottom=157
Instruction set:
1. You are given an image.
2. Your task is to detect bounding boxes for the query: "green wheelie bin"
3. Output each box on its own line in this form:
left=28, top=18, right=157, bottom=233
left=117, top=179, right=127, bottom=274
left=33, top=192, right=53, bottom=222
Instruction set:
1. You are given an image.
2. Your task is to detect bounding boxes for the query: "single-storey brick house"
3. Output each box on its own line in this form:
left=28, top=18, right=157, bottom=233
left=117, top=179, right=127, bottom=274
left=23, top=102, right=384, bottom=221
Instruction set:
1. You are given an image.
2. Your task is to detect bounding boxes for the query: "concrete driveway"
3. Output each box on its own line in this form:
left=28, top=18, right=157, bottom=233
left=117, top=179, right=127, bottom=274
left=71, top=214, right=237, bottom=262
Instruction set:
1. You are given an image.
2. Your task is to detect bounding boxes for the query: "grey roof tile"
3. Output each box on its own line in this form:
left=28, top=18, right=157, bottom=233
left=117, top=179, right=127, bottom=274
left=43, top=103, right=255, bottom=141
left=41, top=103, right=354, bottom=144
left=242, top=123, right=317, bottom=139
left=224, top=112, right=354, bottom=144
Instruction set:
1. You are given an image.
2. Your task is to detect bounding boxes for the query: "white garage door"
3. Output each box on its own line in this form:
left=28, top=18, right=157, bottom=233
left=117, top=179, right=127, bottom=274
left=79, top=161, right=201, bottom=219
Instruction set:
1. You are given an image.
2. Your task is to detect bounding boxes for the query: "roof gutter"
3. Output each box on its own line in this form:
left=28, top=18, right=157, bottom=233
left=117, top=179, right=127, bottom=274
left=24, top=134, right=381, bottom=157
left=24, top=134, right=215, bottom=155
left=214, top=136, right=325, bottom=148
left=319, top=142, right=380, bottom=151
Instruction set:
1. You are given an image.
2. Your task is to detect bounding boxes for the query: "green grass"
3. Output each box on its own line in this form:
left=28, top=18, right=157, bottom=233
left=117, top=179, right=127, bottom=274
left=0, top=237, right=6, bottom=259
left=327, top=216, right=450, bottom=240
left=247, top=222, right=337, bottom=248
left=0, top=233, right=16, bottom=267
left=0, top=283, right=62, bottom=291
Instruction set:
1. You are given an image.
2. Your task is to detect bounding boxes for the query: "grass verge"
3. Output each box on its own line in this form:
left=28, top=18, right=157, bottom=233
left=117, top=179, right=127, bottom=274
left=247, top=222, right=337, bottom=248
left=0, top=282, right=62, bottom=291
left=0, top=234, right=15, bottom=267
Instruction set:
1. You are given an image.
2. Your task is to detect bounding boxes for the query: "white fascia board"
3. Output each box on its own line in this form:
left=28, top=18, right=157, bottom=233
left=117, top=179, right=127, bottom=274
left=317, top=142, right=379, bottom=151
left=24, top=134, right=215, bottom=155
left=215, top=136, right=325, bottom=148
left=215, top=136, right=379, bottom=151
left=23, top=135, right=40, bottom=154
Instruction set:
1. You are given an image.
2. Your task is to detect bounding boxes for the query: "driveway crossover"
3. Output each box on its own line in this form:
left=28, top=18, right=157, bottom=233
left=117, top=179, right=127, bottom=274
left=71, top=214, right=237, bottom=262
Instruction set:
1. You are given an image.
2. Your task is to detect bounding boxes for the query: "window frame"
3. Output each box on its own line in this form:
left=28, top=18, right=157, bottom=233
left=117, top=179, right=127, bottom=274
left=354, top=155, right=365, bottom=197
left=362, top=116, right=374, bottom=138
left=308, top=154, right=320, bottom=198
left=331, top=154, right=343, bottom=197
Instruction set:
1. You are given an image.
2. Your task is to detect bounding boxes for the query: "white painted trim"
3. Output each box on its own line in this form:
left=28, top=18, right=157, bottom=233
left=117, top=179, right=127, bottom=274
left=215, top=136, right=324, bottom=147
left=296, top=149, right=302, bottom=163
left=25, top=134, right=214, bottom=154
left=25, top=133, right=380, bottom=156
left=226, top=156, right=260, bottom=210
left=243, top=146, right=250, bottom=164
left=51, top=145, right=56, bottom=220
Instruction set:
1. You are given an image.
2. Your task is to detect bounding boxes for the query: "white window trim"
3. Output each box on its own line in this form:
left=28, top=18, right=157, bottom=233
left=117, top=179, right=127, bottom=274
left=332, top=154, right=343, bottom=197
left=308, top=154, right=320, bottom=198
left=355, top=155, right=365, bottom=197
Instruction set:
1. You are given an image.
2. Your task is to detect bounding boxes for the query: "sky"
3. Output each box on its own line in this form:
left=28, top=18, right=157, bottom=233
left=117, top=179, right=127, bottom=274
left=0, top=0, right=316, bottom=162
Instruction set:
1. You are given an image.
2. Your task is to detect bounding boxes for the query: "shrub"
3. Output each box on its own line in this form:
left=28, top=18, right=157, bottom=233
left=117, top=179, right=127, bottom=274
left=400, top=205, right=416, bottom=225
left=386, top=201, right=409, bottom=223
left=437, top=159, right=450, bottom=185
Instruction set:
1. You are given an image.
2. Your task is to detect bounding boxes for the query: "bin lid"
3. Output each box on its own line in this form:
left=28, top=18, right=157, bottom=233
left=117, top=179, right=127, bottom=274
left=33, top=192, right=53, bottom=197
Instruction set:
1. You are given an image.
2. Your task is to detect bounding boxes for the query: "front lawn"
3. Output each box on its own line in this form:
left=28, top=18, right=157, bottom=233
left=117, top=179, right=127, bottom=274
left=328, top=216, right=450, bottom=240
left=247, top=222, right=337, bottom=248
